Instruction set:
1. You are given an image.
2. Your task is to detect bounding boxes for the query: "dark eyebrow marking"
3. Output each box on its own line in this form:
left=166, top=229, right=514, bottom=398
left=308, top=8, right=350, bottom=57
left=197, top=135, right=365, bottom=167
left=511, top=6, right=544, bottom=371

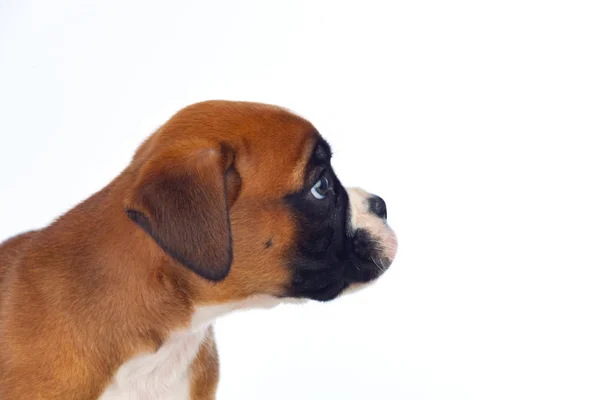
left=313, top=138, right=332, bottom=163
left=300, top=136, right=333, bottom=187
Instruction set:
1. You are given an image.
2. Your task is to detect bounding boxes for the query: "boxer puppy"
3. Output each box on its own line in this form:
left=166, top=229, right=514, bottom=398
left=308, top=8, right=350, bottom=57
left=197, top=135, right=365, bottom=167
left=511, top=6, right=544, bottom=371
left=0, top=101, right=397, bottom=399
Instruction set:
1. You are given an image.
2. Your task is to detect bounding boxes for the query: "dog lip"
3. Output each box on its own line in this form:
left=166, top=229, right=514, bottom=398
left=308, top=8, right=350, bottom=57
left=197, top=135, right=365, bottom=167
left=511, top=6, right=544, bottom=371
left=381, top=228, right=398, bottom=262
left=349, top=227, right=397, bottom=265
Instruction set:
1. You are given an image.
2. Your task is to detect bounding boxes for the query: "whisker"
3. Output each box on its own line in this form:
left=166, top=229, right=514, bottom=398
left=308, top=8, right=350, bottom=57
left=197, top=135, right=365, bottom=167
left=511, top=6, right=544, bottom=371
left=370, top=256, right=385, bottom=273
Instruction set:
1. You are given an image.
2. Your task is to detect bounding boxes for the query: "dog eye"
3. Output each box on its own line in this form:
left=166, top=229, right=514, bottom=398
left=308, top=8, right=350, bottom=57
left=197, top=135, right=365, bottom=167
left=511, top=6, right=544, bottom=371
left=310, top=175, right=330, bottom=200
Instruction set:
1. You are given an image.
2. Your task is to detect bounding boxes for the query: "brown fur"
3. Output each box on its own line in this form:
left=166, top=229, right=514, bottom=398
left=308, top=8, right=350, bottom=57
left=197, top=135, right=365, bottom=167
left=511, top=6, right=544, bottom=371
left=0, top=101, right=319, bottom=399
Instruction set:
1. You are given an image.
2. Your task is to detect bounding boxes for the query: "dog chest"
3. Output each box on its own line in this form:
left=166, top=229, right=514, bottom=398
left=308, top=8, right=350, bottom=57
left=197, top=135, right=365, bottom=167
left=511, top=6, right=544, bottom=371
left=98, top=328, right=207, bottom=400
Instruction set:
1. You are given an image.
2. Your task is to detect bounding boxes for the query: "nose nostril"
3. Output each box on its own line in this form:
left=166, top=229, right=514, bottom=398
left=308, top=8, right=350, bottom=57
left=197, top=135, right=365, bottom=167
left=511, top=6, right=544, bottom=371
left=368, top=195, right=387, bottom=219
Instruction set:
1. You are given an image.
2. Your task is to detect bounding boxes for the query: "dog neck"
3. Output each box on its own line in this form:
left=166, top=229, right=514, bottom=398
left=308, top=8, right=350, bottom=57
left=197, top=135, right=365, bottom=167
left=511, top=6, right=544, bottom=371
left=98, top=303, right=234, bottom=400
left=98, top=297, right=288, bottom=399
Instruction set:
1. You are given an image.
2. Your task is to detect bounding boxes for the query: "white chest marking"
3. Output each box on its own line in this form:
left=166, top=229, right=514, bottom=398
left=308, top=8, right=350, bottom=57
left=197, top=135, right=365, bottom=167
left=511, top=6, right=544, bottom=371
left=98, top=304, right=235, bottom=400
left=97, top=297, right=286, bottom=399
left=98, top=329, right=205, bottom=400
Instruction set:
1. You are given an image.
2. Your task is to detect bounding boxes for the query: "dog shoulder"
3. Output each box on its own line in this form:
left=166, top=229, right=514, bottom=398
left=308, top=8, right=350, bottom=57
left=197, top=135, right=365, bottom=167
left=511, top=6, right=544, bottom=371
left=0, top=230, right=38, bottom=287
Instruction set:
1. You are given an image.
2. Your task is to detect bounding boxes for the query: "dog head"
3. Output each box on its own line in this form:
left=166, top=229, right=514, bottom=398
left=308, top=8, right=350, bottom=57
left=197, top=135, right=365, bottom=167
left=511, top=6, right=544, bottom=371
left=125, top=101, right=397, bottom=303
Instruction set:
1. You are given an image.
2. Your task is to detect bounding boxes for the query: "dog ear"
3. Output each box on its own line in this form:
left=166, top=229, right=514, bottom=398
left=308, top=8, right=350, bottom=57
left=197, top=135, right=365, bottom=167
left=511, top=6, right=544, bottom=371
left=126, top=144, right=234, bottom=281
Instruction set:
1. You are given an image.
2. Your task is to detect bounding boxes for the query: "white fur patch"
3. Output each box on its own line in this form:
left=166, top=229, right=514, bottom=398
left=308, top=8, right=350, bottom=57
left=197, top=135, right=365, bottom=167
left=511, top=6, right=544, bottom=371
left=98, top=303, right=233, bottom=400
left=98, top=296, right=287, bottom=400
left=347, top=187, right=398, bottom=263
left=98, top=332, right=200, bottom=400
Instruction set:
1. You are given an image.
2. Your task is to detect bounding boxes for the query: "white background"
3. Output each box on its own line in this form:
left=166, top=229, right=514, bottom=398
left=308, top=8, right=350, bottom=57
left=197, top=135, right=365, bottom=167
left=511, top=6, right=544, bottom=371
left=1, top=1, right=599, bottom=399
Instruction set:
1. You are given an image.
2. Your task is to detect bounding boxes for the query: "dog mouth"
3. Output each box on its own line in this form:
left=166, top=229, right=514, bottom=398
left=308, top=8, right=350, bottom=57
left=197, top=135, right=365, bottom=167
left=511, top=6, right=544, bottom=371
left=352, top=228, right=396, bottom=269
left=344, top=227, right=397, bottom=283
left=286, top=227, right=397, bottom=302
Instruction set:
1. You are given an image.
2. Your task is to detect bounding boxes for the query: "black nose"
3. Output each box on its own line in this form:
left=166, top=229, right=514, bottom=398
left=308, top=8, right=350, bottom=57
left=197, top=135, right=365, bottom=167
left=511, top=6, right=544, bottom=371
left=368, top=195, right=387, bottom=219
